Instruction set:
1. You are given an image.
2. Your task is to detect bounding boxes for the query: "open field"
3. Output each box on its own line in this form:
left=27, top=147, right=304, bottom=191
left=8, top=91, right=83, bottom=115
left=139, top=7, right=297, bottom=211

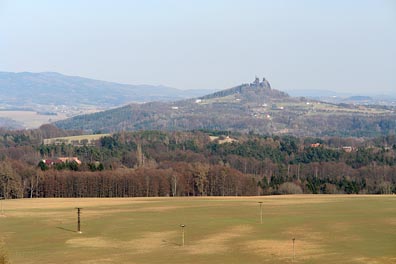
left=0, top=106, right=104, bottom=129
left=0, top=195, right=395, bottom=264
left=275, top=101, right=392, bottom=115
left=43, top=134, right=111, bottom=145
left=0, top=111, right=68, bottom=129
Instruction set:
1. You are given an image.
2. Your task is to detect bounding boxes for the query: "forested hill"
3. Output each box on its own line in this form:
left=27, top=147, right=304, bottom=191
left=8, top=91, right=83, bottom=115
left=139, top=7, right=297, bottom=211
left=54, top=77, right=396, bottom=137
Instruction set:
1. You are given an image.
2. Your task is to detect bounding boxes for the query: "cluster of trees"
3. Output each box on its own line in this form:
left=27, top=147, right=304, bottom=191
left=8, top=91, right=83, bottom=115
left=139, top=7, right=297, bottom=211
left=1, top=125, right=396, bottom=198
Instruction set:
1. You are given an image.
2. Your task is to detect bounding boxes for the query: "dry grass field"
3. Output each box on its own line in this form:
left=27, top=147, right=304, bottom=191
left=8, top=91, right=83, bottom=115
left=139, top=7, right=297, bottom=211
left=0, top=195, right=395, bottom=264
left=0, top=111, right=67, bottom=129
left=43, top=134, right=111, bottom=145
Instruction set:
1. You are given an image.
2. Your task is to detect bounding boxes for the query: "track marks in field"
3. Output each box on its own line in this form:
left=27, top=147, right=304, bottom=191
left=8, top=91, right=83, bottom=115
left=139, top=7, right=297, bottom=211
left=66, top=237, right=118, bottom=248
left=353, top=257, right=396, bottom=264
left=243, top=239, right=324, bottom=262
left=66, top=225, right=254, bottom=255
left=384, top=218, right=396, bottom=226
left=66, top=231, right=177, bottom=253
left=186, top=225, right=253, bottom=254
left=80, top=258, right=119, bottom=264
left=128, top=231, right=178, bottom=253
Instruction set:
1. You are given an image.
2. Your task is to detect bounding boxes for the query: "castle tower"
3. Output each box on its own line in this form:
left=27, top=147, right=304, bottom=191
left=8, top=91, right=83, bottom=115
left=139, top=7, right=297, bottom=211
left=254, top=76, right=260, bottom=86
left=262, top=77, right=271, bottom=89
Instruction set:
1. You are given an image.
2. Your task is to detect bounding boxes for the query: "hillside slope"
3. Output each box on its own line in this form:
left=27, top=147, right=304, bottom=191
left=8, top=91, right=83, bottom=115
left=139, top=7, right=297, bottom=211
left=54, top=77, right=396, bottom=137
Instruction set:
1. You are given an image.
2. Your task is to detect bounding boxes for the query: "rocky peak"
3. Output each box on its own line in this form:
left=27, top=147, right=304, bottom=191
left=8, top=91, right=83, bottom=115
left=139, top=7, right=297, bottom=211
left=200, top=76, right=286, bottom=101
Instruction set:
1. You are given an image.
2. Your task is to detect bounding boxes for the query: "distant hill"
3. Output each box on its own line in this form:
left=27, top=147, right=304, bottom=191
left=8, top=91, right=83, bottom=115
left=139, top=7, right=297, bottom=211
left=54, top=77, right=396, bottom=137
left=345, top=96, right=373, bottom=102
left=0, top=71, right=216, bottom=107
left=287, top=89, right=396, bottom=106
left=286, top=89, right=350, bottom=98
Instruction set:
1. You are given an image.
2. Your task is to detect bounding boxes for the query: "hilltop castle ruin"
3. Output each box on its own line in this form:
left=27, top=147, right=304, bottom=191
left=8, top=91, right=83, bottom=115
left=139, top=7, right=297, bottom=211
left=250, top=76, right=272, bottom=89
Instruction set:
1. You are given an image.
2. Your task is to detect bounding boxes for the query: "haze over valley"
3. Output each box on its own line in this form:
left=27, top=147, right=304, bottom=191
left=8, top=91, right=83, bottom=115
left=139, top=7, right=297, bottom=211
left=0, top=71, right=217, bottom=129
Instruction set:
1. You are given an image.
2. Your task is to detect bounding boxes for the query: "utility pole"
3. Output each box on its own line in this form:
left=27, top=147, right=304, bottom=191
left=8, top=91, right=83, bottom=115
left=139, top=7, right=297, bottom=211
left=76, top=207, right=83, bottom=233
left=292, top=238, right=296, bottom=263
left=0, top=197, right=4, bottom=215
left=180, top=224, right=186, bottom=246
left=258, top=202, right=263, bottom=224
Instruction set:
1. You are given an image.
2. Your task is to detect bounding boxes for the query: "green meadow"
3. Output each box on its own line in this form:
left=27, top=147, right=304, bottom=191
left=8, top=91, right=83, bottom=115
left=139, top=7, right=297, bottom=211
left=0, top=195, right=395, bottom=264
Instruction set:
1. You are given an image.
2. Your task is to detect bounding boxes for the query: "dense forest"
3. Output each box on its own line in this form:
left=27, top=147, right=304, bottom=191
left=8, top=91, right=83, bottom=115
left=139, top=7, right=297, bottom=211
left=1, top=125, right=396, bottom=198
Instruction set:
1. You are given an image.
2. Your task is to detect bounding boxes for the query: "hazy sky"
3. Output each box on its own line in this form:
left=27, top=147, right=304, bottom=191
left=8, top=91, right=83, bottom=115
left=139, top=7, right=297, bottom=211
left=1, top=0, right=395, bottom=94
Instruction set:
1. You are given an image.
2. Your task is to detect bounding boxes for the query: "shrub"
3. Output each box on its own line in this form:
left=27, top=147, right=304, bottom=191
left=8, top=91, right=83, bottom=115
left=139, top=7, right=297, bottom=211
left=278, top=182, right=303, bottom=194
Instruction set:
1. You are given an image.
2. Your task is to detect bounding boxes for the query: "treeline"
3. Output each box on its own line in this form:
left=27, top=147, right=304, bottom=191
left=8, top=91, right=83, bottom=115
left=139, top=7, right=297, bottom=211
left=1, top=126, right=396, bottom=198
left=34, top=165, right=257, bottom=198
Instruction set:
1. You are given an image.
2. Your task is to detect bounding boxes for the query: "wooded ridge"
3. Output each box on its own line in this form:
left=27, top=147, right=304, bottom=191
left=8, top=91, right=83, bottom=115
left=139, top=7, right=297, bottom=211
left=55, top=78, right=396, bottom=137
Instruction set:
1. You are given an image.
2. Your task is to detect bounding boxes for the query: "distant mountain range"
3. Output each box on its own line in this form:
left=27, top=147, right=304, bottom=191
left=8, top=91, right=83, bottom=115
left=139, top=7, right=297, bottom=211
left=0, top=71, right=217, bottom=108
left=286, top=89, right=396, bottom=106
left=55, top=77, right=396, bottom=137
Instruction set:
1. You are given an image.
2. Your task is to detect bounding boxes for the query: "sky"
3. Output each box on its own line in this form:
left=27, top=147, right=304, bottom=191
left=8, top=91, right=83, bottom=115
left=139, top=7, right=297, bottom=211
left=0, top=0, right=395, bottom=94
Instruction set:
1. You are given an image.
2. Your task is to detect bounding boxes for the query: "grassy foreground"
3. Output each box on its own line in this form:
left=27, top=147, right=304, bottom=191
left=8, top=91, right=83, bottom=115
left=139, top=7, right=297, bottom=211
left=0, top=195, right=395, bottom=264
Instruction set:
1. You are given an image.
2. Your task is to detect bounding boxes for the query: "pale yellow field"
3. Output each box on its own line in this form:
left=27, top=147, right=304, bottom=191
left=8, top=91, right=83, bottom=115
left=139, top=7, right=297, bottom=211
left=0, top=111, right=67, bottom=129
left=43, top=134, right=111, bottom=145
left=0, top=195, right=395, bottom=264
